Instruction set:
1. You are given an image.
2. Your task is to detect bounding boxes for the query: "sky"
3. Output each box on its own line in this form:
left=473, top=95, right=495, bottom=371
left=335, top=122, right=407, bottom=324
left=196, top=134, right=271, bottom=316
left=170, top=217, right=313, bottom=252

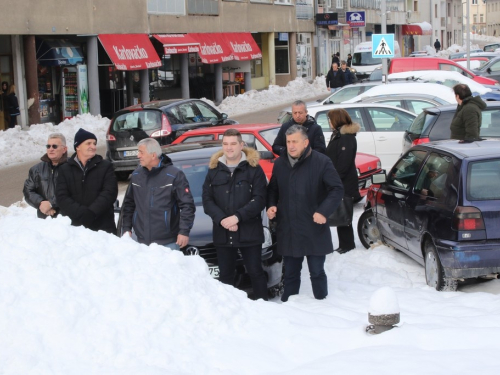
left=1, top=35, right=500, bottom=374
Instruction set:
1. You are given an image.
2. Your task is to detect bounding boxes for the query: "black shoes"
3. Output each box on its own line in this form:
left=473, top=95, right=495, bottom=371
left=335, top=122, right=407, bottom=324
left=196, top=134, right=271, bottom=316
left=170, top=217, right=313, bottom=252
left=334, top=247, right=354, bottom=254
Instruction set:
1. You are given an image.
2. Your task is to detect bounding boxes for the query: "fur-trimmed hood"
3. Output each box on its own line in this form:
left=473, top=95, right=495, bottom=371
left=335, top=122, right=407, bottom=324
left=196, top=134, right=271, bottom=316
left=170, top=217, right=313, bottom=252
left=339, top=122, right=361, bottom=135
left=209, top=147, right=260, bottom=169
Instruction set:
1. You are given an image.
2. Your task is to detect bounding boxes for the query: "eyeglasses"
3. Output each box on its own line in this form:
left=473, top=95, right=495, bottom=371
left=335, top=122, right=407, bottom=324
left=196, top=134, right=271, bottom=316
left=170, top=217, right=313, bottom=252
left=46, top=144, right=60, bottom=149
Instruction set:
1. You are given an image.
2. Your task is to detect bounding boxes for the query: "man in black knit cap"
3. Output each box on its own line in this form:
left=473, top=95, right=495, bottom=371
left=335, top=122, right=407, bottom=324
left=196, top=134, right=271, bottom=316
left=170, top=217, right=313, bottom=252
left=56, top=128, right=118, bottom=234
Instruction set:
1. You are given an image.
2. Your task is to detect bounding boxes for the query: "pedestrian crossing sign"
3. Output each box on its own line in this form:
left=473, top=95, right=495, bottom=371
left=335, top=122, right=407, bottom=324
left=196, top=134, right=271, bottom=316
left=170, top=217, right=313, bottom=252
left=372, top=34, right=395, bottom=58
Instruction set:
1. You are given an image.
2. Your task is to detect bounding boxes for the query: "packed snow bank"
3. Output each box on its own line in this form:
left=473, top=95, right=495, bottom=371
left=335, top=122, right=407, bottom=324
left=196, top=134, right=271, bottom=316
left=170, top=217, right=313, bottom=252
left=2, top=204, right=500, bottom=374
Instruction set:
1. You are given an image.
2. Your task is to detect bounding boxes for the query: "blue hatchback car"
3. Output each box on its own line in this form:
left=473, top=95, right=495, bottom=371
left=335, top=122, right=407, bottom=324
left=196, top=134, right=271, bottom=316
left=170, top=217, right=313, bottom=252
left=358, top=140, right=500, bottom=291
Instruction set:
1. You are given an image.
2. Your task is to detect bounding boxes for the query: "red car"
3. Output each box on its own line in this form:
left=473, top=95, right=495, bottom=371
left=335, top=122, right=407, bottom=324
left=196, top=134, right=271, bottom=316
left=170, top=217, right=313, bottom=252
left=172, top=123, right=382, bottom=201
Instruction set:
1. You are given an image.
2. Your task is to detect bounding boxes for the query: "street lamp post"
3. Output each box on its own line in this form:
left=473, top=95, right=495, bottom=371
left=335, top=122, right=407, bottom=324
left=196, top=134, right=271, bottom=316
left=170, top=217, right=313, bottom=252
left=381, top=0, right=388, bottom=81
left=467, top=0, right=471, bottom=70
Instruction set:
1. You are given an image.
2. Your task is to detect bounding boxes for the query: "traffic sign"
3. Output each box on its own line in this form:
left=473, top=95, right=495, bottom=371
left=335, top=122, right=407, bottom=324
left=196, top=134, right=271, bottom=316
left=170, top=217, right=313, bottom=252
left=372, top=34, right=394, bottom=58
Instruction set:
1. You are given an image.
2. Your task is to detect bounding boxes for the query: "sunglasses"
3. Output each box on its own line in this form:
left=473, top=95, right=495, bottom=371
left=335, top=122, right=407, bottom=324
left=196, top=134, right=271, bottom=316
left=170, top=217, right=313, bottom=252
left=46, top=144, right=60, bottom=149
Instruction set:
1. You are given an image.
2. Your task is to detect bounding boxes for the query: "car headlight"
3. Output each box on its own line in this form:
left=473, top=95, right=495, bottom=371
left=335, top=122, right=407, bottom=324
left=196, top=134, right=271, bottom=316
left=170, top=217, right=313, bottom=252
left=262, top=226, right=272, bottom=250
left=350, top=67, right=357, bottom=73
left=377, top=161, right=381, bottom=169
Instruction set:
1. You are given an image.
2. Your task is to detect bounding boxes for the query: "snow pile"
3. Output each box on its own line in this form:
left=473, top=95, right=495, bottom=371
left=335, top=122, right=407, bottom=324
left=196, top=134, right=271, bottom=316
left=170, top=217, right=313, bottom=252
left=218, top=77, right=329, bottom=116
left=2, top=204, right=500, bottom=374
left=0, top=114, right=110, bottom=168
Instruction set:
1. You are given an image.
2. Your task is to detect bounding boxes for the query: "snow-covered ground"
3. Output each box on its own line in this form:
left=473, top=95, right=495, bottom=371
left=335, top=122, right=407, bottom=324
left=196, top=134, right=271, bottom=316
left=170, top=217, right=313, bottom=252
left=2, top=56, right=500, bottom=374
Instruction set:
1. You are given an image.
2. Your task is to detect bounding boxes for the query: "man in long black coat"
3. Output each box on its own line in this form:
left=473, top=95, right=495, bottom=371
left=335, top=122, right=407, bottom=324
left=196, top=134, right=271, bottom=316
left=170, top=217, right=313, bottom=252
left=203, top=129, right=268, bottom=300
left=267, top=125, right=344, bottom=302
left=56, top=128, right=118, bottom=234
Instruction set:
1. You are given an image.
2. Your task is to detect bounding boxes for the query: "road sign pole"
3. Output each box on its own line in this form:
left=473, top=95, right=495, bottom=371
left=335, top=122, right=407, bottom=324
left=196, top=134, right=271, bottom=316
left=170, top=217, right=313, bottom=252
left=382, top=0, right=388, bottom=83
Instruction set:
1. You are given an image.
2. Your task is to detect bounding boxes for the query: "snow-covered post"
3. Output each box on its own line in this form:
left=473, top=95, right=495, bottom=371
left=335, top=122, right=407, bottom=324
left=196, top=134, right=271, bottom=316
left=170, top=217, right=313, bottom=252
left=366, top=286, right=400, bottom=334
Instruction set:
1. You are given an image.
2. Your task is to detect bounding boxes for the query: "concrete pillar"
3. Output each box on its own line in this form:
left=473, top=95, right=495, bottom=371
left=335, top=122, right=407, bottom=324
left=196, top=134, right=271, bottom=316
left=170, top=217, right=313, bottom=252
left=244, top=72, right=252, bottom=92
left=11, top=35, right=27, bottom=128
left=86, top=36, right=100, bottom=116
left=268, top=33, right=276, bottom=86
left=126, top=71, right=134, bottom=106
left=181, top=54, right=189, bottom=98
left=214, top=63, right=223, bottom=104
left=23, top=35, right=40, bottom=125
left=140, top=69, right=149, bottom=104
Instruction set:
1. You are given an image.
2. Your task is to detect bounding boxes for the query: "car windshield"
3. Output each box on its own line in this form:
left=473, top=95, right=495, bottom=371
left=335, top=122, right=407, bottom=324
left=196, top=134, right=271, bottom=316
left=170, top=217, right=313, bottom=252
left=408, top=111, right=436, bottom=135
left=172, top=158, right=209, bottom=205
left=467, top=159, right=500, bottom=200
left=259, top=127, right=280, bottom=146
left=353, top=52, right=380, bottom=66
left=112, top=110, right=162, bottom=132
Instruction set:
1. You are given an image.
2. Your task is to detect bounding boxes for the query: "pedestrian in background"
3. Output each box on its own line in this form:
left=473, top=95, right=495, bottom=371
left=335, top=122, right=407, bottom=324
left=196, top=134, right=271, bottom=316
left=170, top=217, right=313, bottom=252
left=7, top=84, right=20, bottom=128
left=23, top=133, right=68, bottom=218
left=326, top=62, right=346, bottom=93
left=331, top=52, right=340, bottom=66
left=450, top=84, right=486, bottom=142
left=346, top=53, right=352, bottom=67
left=272, top=100, right=326, bottom=155
left=325, top=109, right=360, bottom=254
left=267, top=125, right=344, bottom=302
left=434, top=39, right=441, bottom=53
left=203, top=129, right=268, bottom=301
left=1, top=81, right=9, bottom=130
left=56, top=128, right=118, bottom=234
left=121, top=138, right=195, bottom=248
left=340, top=60, right=356, bottom=85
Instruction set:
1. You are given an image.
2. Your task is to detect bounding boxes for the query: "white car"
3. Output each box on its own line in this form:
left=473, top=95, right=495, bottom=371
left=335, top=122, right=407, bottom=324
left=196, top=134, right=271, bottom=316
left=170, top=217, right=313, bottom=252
left=279, top=103, right=416, bottom=168
left=305, top=82, right=380, bottom=108
left=344, top=81, right=457, bottom=104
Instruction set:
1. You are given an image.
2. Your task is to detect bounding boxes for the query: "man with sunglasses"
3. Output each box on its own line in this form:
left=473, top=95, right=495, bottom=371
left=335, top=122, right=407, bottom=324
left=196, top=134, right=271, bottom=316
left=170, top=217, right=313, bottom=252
left=23, top=133, right=68, bottom=218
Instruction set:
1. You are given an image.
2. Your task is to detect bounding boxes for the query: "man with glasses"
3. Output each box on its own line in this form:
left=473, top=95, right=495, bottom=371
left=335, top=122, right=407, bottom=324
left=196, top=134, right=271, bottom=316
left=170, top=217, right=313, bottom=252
left=23, top=133, right=68, bottom=218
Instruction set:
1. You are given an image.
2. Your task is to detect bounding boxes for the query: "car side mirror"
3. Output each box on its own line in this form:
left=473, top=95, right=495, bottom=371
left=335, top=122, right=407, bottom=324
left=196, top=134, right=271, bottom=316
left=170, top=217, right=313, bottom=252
left=487, top=67, right=492, bottom=74
left=259, top=151, right=275, bottom=160
left=221, top=113, right=228, bottom=120
left=372, top=173, right=387, bottom=184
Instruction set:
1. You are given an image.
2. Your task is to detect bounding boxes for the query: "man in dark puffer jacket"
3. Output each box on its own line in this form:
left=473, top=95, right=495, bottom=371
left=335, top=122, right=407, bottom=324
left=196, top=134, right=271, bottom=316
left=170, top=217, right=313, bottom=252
left=24, top=133, right=68, bottom=218
left=273, top=100, right=326, bottom=156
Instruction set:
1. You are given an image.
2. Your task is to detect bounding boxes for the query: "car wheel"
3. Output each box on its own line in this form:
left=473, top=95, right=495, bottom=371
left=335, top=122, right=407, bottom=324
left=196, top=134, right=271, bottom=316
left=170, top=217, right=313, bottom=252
left=115, top=171, right=130, bottom=181
left=357, top=209, right=381, bottom=249
left=424, top=240, right=458, bottom=292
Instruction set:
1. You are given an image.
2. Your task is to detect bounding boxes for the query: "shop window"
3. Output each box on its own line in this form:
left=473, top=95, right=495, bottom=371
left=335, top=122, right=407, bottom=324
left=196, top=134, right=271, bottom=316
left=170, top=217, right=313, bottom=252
left=187, top=0, right=219, bottom=15
left=296, top=33, right=312, bottom=79
left=275, top=0, right=292, bottom=4
left=251, top=34, right=263, bottom=78
left=275, top=34, right=290, bottom=75
left=336, top=0, right=343, bottom=8
left=147, top=0, right=185, bottom=15
left=296, top=0, right=313, bottom=19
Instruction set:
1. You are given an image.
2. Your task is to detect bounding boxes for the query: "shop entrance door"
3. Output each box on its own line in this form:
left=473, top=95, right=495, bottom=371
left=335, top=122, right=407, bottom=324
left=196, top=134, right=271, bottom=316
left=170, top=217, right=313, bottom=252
left=296, top=33, right=312, bottom=80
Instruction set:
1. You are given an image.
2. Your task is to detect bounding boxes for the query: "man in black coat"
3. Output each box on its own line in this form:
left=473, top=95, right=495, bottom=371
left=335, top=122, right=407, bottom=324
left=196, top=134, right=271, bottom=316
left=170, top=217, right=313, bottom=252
left=121, top=138, right=195, bottom=248
left=340, top=61, right=356, bottom=85
left=434, top=39, right=441, bottom=53
left=24, top=133, right=68, bottom=218
left=272, top=100, right=326, bottom=156
left=56, top=128, right=118, bottom=234
left=267, top=125, right=344, bottom=302
left=326, top=62, right=346, bottom=93
left=203, top=129, right=268, bottom=300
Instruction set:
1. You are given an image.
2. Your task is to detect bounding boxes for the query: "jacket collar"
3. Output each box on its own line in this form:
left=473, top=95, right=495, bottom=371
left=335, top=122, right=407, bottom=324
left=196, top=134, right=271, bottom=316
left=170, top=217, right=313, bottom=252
left=41, top=152, right=68, bottom=165
left=209, top=147, right=260, bottom=169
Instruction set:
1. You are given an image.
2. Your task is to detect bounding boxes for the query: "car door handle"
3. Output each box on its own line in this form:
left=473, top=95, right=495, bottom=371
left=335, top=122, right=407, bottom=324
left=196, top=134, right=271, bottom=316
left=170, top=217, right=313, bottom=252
left=376, top=136, right=388, bottom=141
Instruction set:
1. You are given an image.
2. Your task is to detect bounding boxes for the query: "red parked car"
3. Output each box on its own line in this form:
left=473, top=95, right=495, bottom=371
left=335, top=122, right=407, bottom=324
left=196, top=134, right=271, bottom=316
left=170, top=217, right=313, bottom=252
left=172, top=123, right=382, bottom=201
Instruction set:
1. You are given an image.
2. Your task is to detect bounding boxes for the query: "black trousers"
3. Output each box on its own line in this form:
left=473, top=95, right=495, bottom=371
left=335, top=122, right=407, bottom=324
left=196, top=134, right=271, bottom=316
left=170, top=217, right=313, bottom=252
left=216, top=245, right=268, bottom=301
left=337, top=224, right=355, bottom=250
left=281, top=255, right=327, bottom=302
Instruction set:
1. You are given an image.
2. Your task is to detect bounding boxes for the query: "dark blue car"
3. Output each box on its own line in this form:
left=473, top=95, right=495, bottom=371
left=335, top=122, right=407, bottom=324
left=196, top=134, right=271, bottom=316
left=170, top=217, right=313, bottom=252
left=358, top=140, right=500, bottom=291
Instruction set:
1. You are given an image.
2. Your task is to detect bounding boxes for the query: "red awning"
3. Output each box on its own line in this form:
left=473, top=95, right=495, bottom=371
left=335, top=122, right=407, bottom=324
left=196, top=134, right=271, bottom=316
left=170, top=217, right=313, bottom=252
left=153, top=34, right=200, bottom=54
left=402, top=22, right=432, bottom=36
left=221, top=33, right=262, bottom=61
left=189, top=33, right=234, bottom=64
left=98, top=34, right=162, bottom=71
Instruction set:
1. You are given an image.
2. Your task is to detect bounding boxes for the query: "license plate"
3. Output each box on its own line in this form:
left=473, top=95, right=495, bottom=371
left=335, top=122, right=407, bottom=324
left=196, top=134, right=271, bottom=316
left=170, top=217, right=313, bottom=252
left=124, top=150, right=138, bottom=157
left=209, top=266, right=220, bottom=278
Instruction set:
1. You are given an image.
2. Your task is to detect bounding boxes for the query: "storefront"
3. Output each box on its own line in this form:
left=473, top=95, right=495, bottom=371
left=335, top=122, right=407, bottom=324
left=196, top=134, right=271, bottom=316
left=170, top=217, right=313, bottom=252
left=97, top=34, right=162, bottom=118
left=402, top=22, right=433, bottom=55
left=153, top=33, right=262, bottom=103
left=35, top=38, right=86, bottom=124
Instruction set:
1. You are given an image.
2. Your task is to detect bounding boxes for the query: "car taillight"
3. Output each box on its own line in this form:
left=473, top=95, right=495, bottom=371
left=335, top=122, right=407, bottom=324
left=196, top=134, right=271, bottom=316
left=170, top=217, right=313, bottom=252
left=453, top=206, right=485, bottom=231
left=411, top=137, right=430, bottom=147
left=106, top=126, right=116, bottom=141
left=150, top=114, right=172, bottom=138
